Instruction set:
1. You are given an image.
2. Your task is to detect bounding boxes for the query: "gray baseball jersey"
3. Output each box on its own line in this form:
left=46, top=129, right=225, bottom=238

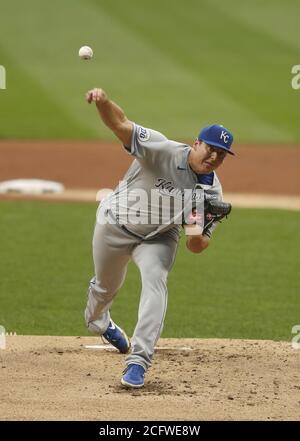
left=100, top=123, right=223, bottom=239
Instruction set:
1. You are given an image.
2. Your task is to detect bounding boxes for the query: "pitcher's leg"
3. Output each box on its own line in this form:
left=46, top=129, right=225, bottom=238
left=126, top=237, right=178, bottom=371
left=85, top=222, right=131, bottom=335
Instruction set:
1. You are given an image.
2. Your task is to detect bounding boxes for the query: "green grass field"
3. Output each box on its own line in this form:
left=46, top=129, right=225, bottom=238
left=0, top=200, right=299, bottom=341
left=0, top=0, right=299, bottom=142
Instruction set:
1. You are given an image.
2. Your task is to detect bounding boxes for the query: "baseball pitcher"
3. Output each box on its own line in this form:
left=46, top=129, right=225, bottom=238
left=84, top=88, right=234, bottom=388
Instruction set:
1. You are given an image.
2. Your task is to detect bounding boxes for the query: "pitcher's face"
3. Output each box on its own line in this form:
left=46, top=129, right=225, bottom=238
left=189, top=140, right=227, bottom=173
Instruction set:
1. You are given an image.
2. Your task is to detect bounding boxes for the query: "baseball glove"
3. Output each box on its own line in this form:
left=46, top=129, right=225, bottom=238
left=202, top=198, right=232, bottom=236
left=182, top=193, right=232, bottom=236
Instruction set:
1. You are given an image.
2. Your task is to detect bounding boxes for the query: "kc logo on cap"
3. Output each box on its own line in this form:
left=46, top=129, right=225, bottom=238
left=220, top=130, right=229, bottom=144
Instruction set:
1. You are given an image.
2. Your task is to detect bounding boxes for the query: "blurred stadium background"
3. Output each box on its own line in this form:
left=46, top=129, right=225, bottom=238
left=0, top=0, right=299, bottom=341
left=0, top=0, right=299, bottom=141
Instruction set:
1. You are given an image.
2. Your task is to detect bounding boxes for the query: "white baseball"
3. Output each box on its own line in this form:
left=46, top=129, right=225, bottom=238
left=78, top=46, right=93, bottom=60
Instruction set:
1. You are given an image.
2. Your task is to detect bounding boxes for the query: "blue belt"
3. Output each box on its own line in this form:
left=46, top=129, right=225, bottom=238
left=120, top=224, right=144, bottom=241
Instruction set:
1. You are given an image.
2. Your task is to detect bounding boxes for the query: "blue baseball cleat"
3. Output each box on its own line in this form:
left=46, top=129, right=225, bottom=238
left=102, top=320, right=130, bottom=354
left=121, top=364, right=145, bottom=388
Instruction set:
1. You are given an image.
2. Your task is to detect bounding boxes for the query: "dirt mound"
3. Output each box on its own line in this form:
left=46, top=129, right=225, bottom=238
left=0, top=336, right=298, bottom=421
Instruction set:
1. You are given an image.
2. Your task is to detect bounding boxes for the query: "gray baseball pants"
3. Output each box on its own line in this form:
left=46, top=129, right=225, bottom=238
left=84, top=214, right=179, bottom=371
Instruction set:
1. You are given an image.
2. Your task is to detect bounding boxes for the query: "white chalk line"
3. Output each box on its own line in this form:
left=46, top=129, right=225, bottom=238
left=84, top=344, right=193, bottom=351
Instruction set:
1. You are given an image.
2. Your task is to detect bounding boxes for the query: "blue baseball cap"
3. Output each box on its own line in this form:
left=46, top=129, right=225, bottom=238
left=198, top=124, right=235, bottom=155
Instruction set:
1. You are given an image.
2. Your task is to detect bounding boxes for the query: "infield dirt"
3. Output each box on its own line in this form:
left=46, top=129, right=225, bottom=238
left=0, top=140, right=300, bottom=195
left=0, top=336, right=299, bottom=421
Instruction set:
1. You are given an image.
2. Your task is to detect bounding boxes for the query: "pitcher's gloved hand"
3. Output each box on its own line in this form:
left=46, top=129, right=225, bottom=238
left=182, top=191, right=232, bottom=236
left=202, top=199, right=232, bottom=236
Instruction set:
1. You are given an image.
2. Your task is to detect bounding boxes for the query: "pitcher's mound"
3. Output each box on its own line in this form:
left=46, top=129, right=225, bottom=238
left=0, top=336, right=298, bottom=421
